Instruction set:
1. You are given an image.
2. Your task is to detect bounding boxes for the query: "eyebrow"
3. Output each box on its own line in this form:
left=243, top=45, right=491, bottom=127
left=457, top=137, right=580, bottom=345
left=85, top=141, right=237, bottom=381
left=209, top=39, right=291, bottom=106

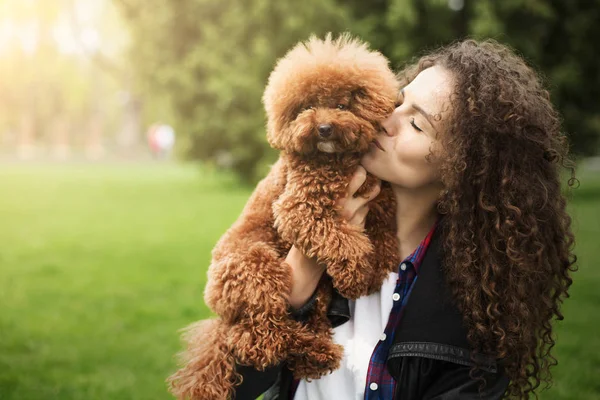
left=400, top=88, right=438, bottom=133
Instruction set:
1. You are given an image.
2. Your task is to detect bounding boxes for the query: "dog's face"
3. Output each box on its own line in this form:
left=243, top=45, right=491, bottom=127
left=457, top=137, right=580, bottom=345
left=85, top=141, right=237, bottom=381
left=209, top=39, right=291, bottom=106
left=263, top=34, right=400, bottom=156
left=280, top=84, right=385, bottom=155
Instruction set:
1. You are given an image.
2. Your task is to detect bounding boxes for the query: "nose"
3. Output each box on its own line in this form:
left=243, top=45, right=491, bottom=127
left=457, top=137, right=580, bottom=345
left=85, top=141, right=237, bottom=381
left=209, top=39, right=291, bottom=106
left=318, top=124, right=332, bottom=138
left=381, top=113, right=396, bottom=137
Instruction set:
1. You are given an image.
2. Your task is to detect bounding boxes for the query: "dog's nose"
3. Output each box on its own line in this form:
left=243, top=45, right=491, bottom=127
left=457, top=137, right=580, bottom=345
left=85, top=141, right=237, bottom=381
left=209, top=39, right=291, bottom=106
left=318, top=124, right=332, bottom=138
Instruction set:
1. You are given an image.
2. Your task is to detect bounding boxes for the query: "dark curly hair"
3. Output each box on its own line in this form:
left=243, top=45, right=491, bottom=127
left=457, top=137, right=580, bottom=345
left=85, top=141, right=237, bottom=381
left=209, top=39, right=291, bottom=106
left=397, top=39, right=578, bottom=398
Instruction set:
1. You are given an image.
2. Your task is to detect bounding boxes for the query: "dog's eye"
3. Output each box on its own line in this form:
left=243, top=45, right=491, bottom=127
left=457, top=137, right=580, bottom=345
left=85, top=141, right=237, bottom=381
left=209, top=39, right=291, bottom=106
left=304, top=105, right=314, bottom=111
left=337, top=104, right=347, bottom=110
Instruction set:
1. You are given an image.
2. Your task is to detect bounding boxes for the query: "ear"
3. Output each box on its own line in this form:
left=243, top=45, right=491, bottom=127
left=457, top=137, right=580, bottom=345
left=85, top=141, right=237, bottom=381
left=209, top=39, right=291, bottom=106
left=352, top=88, right=368, bottom=102
left=266, top=120, right=285, bottom=150
left=266, top=100, right=304, bottom=151
left=352, top=87, right=394, bottom=121
left=351, top=88, right=372, bottom=111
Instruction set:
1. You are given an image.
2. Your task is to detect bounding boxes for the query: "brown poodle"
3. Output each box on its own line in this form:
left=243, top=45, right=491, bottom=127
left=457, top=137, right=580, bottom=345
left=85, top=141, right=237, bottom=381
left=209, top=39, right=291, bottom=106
left=168, top=34, right=401, bottom=399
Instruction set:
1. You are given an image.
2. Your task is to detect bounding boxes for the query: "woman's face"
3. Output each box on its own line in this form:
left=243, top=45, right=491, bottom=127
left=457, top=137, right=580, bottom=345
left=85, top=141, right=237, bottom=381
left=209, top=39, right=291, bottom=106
left=361, top=66, right=454, bottom=189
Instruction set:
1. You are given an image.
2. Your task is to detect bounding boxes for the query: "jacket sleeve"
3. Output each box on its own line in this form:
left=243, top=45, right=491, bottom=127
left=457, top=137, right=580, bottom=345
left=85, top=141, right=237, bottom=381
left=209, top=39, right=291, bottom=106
left=232, top=290, right=319, bottom=399
left=389, top=356, right=509, bottom=400
left=234, top=362, right=284, bottom=400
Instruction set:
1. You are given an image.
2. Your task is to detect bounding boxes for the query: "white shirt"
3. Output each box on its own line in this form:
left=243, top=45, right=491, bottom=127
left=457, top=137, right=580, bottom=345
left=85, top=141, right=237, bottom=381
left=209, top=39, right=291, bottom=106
left=294, top=270, right=399, bottom=400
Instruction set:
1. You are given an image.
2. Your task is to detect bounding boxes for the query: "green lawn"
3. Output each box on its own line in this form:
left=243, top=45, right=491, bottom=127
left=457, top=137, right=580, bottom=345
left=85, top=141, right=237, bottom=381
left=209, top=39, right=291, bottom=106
left=0, top=163, right=598, bottom=399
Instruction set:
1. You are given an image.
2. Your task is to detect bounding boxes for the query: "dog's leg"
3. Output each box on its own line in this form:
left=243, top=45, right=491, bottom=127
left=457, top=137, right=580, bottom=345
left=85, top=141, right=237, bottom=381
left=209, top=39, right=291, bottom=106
left=286, top=279, right=344, bottom=379
left=274, top=176, right=375, bottom=299
left=204, top=157, right=291, bottom=323
left=177, top=157, right=299, bottom=397
left=227, top=299, right=335, bottom=371
left=206, top=241, right=294, bottom=324
left=223, top=277, right=342, bottom=380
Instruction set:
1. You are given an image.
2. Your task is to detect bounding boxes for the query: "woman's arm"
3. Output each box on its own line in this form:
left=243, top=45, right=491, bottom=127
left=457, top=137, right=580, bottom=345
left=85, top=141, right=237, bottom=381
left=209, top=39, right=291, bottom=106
left=392, top=357, right=509, bottom=400
left=286, top=245, right=326, bottom=310
left=422, top=362, right=509, bottom=400
left=233, top=362, right=284, bottom=400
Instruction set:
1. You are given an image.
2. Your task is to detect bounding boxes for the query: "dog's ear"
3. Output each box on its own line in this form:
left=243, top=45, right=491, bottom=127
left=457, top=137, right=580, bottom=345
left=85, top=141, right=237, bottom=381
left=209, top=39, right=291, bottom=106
left=351, top=88, right=372, bottom=110
left=266, top=124, right=285, bottom=150
left=352, top=87, right=367, bottom=99
left=266, top=102, right=302, bottom=150
left=263, top=98, right=288, bottom=151
left=352, top=87, right=395, bottom=122
left=352, top=88, right=368, bottom=102
left=352, top=87, right=388, bottom=107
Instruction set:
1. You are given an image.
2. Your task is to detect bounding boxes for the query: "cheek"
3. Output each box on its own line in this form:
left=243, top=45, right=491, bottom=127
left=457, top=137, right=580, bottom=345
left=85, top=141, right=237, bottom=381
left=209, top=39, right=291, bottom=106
left=390, top=142, right=440, bottom=186
left=393, top=140, right=431, bottom=166
left=362, top=137, right=441, bottom=187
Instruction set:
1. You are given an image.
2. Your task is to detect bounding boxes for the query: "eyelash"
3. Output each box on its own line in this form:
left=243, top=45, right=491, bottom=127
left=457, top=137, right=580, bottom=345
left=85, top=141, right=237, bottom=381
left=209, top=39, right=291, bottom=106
left=410, top=118, right=422, bottom=132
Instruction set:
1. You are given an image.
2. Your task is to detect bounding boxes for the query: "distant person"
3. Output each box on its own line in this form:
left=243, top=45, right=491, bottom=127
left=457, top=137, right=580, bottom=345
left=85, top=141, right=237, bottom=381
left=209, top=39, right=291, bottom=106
left=147, top=123, right=175, bottom=159
left=155, top=124, right=175, bottom=159
left=146, top=124, right=161, bottom=159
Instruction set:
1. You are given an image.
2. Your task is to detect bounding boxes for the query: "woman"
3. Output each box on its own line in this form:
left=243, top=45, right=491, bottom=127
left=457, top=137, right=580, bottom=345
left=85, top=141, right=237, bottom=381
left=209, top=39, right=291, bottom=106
left=235, top=39, right=577, bottom=399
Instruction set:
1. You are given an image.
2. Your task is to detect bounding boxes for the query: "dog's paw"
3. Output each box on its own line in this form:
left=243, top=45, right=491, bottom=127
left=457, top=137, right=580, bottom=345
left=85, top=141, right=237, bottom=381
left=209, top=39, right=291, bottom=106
left=327, top=257, right=373, bottom=299
left=301, top=221, right=375, bottom=264
left=228, top=318, right=294, bottom=369
left=288, top=337, right=344, bottom=380
left=335, top=227, right=374, bottom=261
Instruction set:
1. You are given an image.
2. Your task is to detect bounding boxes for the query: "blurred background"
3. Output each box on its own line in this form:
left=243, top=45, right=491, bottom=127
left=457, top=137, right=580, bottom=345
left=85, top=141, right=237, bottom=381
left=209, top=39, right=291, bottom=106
left=0, top=0, right=598, bottom=399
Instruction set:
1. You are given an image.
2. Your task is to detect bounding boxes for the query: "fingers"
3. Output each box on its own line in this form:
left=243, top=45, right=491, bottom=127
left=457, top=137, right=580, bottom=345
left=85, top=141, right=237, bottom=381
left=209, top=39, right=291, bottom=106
left=363, top=180, right=381, bottom=201
left=336, top=167, right=380, bottom=228
left=349, top=204, right=369, bottom=228
left=347, top=166, right=367, bottom=197
left=344, top=184, right=379, bottom=228
left=348, top=184, right=378, bottom=227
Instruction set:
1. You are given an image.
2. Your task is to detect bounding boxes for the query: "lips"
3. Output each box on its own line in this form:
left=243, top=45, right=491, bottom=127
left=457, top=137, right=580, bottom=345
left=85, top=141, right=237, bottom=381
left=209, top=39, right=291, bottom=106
left=372, top=139, right=385, bottom=151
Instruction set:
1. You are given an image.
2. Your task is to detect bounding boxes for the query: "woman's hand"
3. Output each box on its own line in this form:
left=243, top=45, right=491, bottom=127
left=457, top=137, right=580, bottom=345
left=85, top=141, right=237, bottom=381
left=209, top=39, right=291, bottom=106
left=286, top=167, right=380, bottom=310
left=336, top=166, right=381, bottom=229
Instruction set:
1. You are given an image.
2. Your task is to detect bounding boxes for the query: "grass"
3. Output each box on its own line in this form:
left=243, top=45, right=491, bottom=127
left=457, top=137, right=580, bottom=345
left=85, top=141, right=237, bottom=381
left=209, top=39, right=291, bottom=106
left=0, top=164, right=249, bottom=400
left=0, top=163, right=598, bottom=399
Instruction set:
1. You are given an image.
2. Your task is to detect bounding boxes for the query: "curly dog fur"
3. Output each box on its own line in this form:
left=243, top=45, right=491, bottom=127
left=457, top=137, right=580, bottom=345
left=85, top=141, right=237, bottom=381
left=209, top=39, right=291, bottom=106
left=169, top=34, right=401, bottom=399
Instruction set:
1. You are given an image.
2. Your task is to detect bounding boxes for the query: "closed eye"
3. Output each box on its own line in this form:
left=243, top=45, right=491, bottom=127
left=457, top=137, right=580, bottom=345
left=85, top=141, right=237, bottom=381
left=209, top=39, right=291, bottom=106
left=410, top=118, right=422, bottom=132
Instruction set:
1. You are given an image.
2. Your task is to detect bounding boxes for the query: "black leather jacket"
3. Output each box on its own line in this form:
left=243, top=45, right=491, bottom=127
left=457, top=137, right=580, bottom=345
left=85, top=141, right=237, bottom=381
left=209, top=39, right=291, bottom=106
left=234, top=230, right=510, bottom=399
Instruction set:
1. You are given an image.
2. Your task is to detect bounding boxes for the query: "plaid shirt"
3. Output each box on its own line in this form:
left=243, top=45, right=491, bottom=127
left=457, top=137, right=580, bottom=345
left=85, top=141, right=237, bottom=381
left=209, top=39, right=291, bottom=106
left=290, top=220, right=438, bottom=399
left=363, top=220, right=438, bottom=399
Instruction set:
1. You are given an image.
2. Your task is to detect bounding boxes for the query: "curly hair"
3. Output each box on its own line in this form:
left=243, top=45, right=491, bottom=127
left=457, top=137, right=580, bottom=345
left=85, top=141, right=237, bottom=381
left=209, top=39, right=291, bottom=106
left=397, top=40, right=578, bottom=398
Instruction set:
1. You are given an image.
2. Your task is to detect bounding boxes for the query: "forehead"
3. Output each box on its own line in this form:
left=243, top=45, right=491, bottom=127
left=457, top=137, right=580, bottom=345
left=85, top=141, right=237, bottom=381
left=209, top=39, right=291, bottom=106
left=403, top=66, right=454, bottom=117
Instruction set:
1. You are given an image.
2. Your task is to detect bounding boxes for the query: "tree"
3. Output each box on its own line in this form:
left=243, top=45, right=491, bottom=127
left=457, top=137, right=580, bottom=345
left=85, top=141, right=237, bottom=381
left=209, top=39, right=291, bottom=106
left=116, top=0, right=352, bottom=183
left=468, top=0, right=600, bottom=156
left=0, top=0, right=136, bottom=158
left=116, top=0, right=599, bottom=183
left=346, top=0, right=600, bottom=156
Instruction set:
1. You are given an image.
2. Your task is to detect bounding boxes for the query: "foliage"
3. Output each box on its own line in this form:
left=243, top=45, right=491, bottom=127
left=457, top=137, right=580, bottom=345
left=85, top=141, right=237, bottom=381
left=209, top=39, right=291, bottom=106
left=116, top=0, right=352, bottom=182
left=467, top=0, right=600, bottom=156
left=116, top=0, right=600, bottom=183
left=347, top=0, right=600, bottom=157
left=0, top=0, right=127, bottom=150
